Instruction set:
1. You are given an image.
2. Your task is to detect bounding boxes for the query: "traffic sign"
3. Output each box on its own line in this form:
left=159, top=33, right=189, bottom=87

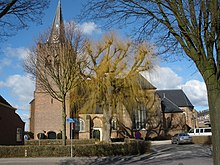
left=66, top=118, right=78, bottom=123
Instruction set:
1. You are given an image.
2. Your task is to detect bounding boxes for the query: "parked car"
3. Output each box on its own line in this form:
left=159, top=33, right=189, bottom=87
left=188, top=127, right=212, bottom=136
left=171, top=132, right=192, bottom=145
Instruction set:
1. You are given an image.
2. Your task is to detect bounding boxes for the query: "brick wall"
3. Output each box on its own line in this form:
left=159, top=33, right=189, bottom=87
left=34, top=92, right=63, bottom=139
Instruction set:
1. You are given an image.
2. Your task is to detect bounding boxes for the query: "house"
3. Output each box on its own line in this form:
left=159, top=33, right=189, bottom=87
left=29, top=0, right=197, bottom=141
left=0, top=95, right=24, bottom=145
left=156, top=89, right=198, bottom=135
left=197, top=109, right=210, bottom=127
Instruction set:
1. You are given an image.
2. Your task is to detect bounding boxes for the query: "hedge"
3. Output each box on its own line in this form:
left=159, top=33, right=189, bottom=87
left=25, top=139, right=97, bottom=146
left=0, top=140, right=150, bottom=158
left=192, top=136, right=212, bottom=145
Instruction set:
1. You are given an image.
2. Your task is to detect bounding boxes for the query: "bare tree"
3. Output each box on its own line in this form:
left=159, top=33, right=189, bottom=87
left=75, top=33, right=154, bottom=142
left=24, top=22, right=86, bottom=145
left=0, top=0, right=50, bottom=39
left=81, top=1, right=220, bottom=164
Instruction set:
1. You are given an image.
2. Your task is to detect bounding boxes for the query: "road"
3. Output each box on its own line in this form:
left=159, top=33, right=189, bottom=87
left=0, top=141, right=213, bottom=165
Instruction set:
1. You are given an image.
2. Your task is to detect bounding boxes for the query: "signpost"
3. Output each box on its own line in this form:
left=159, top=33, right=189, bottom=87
left=66, top=118, right=78, bottom=157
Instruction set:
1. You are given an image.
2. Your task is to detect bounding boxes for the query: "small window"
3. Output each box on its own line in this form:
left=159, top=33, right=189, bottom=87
left=189, top=129, right=194, bottom=133
left=205, top=128, right=211, bottom=132
left=16, top=128, right=22, bottom=142
left=79, top=119, right=85, bottom=132
left=92, top=130, right=100, bottom=140
left=111, top=118, right=117, bottom=130
left=200, top=129, right=204, bottom=133
left=196, top=129, right=199, bottom=133
left=183, top=112, right=188, bottom=121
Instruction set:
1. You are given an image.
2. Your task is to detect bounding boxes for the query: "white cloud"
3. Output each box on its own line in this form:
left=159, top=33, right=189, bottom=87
left=0, top=74, right=34, bottom=131
left=141, top=65, right=208, bottom=110
left=78, top=22, right=101, bottom=35
left=182, top=80, right=208, bottom=107
left=0, top=74, right=35, bottom=109
left=0, top=58, right=11, bottom=71
left=141, top=65, right=182, bottom=89
left=4, top=47, right=30, bottom=60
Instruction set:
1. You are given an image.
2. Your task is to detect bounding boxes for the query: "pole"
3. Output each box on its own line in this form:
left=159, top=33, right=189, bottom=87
left=70, top=123, right=73, bottom=158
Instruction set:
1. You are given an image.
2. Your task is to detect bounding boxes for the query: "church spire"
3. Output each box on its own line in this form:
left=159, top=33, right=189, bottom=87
left=48, top=0, right=65, bottom=43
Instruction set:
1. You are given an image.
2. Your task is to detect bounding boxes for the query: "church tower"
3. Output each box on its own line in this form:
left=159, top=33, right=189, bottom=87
left=30, top=0, right=71, bottom=139
left=48, top=0, right=65, bottom=44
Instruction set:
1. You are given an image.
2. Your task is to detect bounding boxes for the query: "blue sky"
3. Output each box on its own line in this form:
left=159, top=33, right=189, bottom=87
left=0, top=0, right=208, bottom=131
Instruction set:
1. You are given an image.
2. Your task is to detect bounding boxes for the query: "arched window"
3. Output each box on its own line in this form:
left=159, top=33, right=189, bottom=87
left=183, top=112, right=188, bottom=121
left=47, top=131, right=56, bottom=139
left=134, top=104, right=146, bottom=130
left=111, top=117, right=117, bottom=130
left=79, top=119, right=85, bottom=132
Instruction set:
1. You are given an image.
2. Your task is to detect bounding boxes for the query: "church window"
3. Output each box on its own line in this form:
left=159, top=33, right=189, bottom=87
left=183, top=112, right=188, bottom=121
left=79, top=119, right=85, bottom=132
left=134, top=104, right=146, bottom=130
left=47, top=131, right=56, bottom=139
left=111, top=118, right=117, bottom=130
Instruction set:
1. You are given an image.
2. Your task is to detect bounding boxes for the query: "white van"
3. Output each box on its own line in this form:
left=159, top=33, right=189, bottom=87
left=188, top=127, right=212, bottom=136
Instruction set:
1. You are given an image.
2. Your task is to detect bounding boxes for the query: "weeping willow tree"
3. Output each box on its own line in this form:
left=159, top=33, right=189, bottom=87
left=72, top=33, right=155, bottom=142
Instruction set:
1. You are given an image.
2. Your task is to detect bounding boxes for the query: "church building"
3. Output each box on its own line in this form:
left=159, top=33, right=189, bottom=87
left=29, top=0, right=198, bottom=141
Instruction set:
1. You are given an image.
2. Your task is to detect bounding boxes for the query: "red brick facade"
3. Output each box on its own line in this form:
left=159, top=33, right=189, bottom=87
left=0, top=97, right=24, bottom=145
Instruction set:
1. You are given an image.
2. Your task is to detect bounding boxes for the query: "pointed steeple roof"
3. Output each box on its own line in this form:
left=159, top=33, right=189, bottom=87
left=48, top=0, right=65, bottom=43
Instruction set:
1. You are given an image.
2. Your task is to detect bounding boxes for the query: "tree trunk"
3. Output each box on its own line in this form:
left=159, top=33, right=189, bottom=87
left=162, top=111, right=167, bottom=136
left=102, top=105, right=112, bottom=142
left=62, top=98, right=67, bottom=145
left=206, top=84, right=220, bottom=165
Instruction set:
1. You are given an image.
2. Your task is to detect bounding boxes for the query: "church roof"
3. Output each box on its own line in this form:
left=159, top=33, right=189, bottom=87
left=157, top=89, right=194, bottom=108
left=132, top=73, right=156, bottom=90
left=161, top=97, right=183, bottom=113
left=48, top=0, right=66, bottom=43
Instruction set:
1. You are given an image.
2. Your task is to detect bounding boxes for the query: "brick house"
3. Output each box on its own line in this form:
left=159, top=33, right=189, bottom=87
left=156, top=90, right=198, bottom=137
left=29, top=0, right=198, bottom=140
left=0, top=95, right=24, bottom=145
